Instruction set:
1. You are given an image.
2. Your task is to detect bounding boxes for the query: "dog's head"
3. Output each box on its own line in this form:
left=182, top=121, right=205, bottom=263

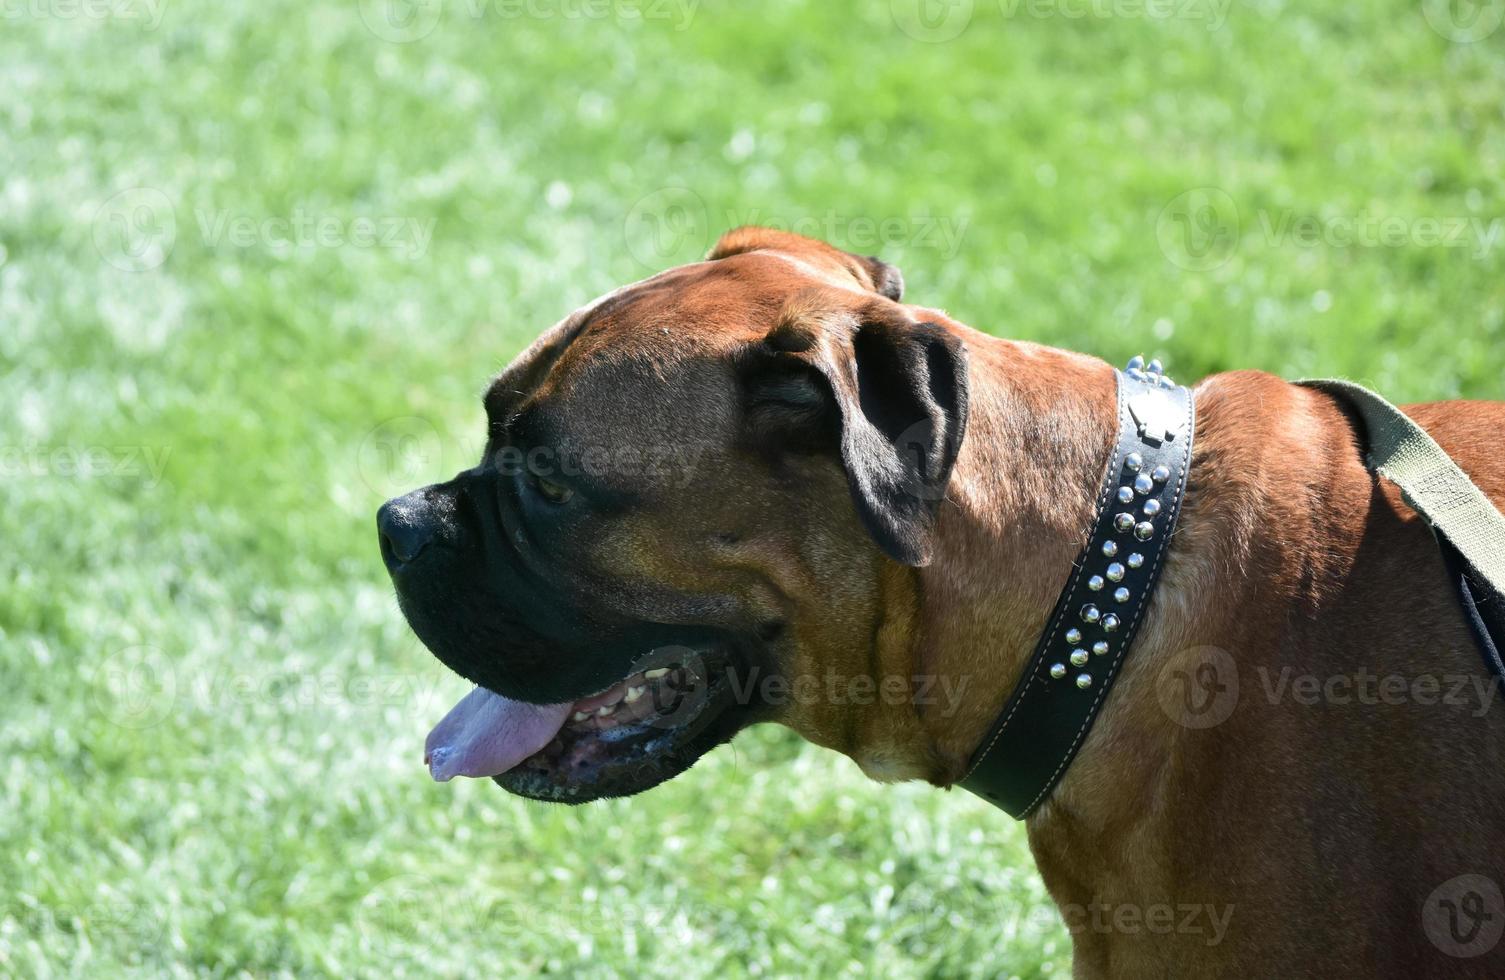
left=378, top=227, right=970, bottom=802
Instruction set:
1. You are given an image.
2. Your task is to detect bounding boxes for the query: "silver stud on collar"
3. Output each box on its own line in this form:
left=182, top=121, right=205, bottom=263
left=1113, top=586, right=1131, bottom=604
left=1087, top=575, right=1105, bottom=592
left=1134, top=521, right=1156, bottom=541
left=1076, top=673, right=1093, bottom=689
left=1127, top=553, right=1145, bottom=570
left=1050, top=662, right=1067, bottom=680
left=1142, top=498, right=1162, bottom=517
left=1133, top=473, right=1155, bottom=495
left=1092, top=640, right=1110, bottom=656
left=1117, top=486, right=1135, bottom=504
left=1102, top=540, right=1119, bottom=558
left=1124, top=452, right=1144, bottom=473
left=1105, top=562, right=1126, bottom=582
left=1066, top=627, right=1083, bottom=644
left=1102, top=613, right=1121, bottom=631
left=1081, top=604, right=1101, bottom=624
left=1152, top=464, right=1171, bottom=484
left=1127, top=353, right=1178, bottom=389
left=1070, top=648, right=1089, bottom=667
left=1115, top=513, right=1136, bottom=533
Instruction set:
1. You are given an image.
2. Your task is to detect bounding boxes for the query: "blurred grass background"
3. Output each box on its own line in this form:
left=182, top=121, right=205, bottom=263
left=1, top=0, right=1501, bottom=975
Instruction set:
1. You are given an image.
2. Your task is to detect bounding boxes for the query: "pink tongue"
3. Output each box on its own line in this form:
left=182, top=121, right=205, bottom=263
left=424, top=687, right=573, bottom=782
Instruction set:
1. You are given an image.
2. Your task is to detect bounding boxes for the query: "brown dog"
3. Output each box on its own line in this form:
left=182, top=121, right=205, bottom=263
left=378, top=227, right=1505, bottom=977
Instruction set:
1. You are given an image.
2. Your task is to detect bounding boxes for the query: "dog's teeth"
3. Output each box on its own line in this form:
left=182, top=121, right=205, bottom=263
left=644, top=668, right=669, bottom=679
left=571, top=710, right=591, bottom=722
left=625, top=685, right=645, bottom=703
left=596, top=704, right=616, bottom=716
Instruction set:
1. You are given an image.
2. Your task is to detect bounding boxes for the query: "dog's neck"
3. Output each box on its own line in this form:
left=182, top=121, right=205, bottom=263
left=902, top=328, right=1288, bottom=815
left=899, top=330, right=1244, bottom=818
left=910, top=333, right=1124, bottom=772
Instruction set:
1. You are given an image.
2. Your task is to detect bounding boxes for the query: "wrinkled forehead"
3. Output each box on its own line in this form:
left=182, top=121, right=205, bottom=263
left=484, top=252, right=854, bottom=469
left=568, top=249, right=866, bottom=353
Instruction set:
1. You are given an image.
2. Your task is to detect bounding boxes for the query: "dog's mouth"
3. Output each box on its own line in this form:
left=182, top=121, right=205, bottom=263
left=423, top=648, right=746, bottom=802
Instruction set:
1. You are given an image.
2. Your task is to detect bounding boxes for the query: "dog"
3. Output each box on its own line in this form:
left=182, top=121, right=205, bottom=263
left=378, top=226, right=1505, bottom=977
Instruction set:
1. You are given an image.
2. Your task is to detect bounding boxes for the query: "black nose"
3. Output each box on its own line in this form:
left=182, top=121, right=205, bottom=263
left=377, top=493, right=437, bottom=567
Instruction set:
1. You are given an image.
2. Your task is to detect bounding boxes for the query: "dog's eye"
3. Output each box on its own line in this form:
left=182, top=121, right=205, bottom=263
left=529, top=472, right=574, bottom=505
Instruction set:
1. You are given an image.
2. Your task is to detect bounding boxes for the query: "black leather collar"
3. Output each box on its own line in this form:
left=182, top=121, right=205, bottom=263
left=960, top=357, right=1196, bottom=818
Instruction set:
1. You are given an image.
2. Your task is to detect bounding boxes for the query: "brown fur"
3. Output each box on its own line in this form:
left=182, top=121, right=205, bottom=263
left=508, top=228, right=1505, bottom=976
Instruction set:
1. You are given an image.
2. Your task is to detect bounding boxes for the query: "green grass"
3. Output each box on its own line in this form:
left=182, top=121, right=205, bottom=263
left=2, top=0, right=1500, bottom=975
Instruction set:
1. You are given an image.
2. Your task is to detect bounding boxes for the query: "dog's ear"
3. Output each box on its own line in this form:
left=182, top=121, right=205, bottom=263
left=742, top=309, right=969, bottom=567
left=708, top=226, right=904, bottom=302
